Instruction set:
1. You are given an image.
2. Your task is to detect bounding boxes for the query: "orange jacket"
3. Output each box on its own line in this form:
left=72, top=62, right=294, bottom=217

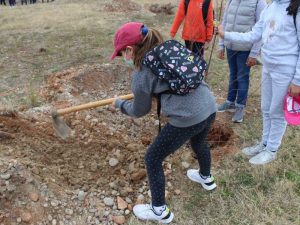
left=170, top=0, right=214, bottom=43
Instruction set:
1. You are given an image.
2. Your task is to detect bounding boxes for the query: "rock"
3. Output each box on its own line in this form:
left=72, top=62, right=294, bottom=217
left=109, top=182, right=118, bottom=190
left=131, top=169, right=147, bottom=182
left=65, top=209, right=73, bottom=215
left=125, top=197, right=132, bottom=204
left=141, top=137, right=151, bottom=146
left=103, top=197, right=114, bottom=206
left=78, top=190, right=86, bottom=201
left=117, top=197, right=128, bottom=210
left=174, top=189, right=181, bottom=195
left=120, top=169, right=126, bottom=175
left=31, top=167, right=40, bottom=175
left=50, top=200, right=59, bottom=207
left=136, top=194, right=144, bottom=204
left=112, top=215, right=125, bottom=224
left=29, top=192, right=39, bottom=202
left=90, top=162, right=98, bottom=172
left=0, top=174, right=11, bottom=180
left=109, top=158, right=119, bottom=167
left=126, top=143, right=141, bottom=152
left=7, top=184, right=16, bottom=192
left=125, top=209, right=130, bottom=215
left=20, top=211, right=32, bottom=223
left=181, top=161, right=190, bottom=169
left=17, top=217, right=22, bottom=223
left=128, top=162, right=136, bottom=173
left=52, top=219, right=57, bottom=225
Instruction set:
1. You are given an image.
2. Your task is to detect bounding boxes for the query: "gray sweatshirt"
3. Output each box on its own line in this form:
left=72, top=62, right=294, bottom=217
left=115, top=66, right=217, bottom=128
left=224, top=0, right=300, bottom=85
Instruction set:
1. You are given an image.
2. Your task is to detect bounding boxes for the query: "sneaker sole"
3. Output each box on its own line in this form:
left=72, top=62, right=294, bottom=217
left=242, top=150, right=257, bottom=157
left=160, top=212, right=174, bottom=224
left=232, top=118, right=243, bottom=123
left=187, top=174, right=217, bottom=191
left=218, top=109, right=236, bottom=113
left=133, top=210, right=174, bottom=224
left=249, top=157, right=276, bottom=165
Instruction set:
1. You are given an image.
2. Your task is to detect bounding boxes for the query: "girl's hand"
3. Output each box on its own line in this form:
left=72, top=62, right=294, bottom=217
left=204, top=41, right=210, bottom=50
left=111, top=95, right=118, bottom=109
left=288, top=84, right=300, bottom=97
left=218, top=49, right=225, bottom=60
left=218, top=25, right=225, bottom=39
left=246, top=57, right=257, bottom=67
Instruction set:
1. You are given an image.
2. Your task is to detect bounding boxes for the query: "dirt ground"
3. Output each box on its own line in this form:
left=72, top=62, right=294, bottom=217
left=0, top=61, right=238, bottom=225
left=0, top=0, right=241, bottom=224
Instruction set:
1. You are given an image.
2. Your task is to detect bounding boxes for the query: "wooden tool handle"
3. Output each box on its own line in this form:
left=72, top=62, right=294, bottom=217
left=57, top=94, right=134, bottom=116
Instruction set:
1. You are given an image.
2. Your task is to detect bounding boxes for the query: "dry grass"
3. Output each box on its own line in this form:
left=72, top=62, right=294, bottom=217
left=0, top=0, right=299, bottom=224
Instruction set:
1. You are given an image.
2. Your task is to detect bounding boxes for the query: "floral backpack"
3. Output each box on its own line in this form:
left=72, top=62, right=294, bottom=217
left=142, top=40, right=207, bottom=95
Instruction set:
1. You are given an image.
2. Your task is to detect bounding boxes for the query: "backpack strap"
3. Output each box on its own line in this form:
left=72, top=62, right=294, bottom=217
left=294, top=12, right=297, bottom=30
left=156, top=94, right=162, bottom=133
left=202, top=0, right=211, bottom=25
left=184, top=0, right=212, bottom=25
left=184, top=0, right=190, bottom=15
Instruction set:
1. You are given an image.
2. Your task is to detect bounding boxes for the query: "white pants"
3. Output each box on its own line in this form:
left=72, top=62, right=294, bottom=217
left=261, top=68, right=293, bottom=151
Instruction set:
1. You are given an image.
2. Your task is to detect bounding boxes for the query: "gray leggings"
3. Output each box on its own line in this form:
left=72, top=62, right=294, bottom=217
left=145, top=113, right=216, bottom=206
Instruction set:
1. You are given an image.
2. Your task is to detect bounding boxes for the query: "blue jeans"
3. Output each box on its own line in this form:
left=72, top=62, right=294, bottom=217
left=226, top=49, right=251, bottom=106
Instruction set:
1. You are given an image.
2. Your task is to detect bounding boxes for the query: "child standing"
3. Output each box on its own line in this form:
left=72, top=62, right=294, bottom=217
left=170, top=0, right=214, bottom=57
left=111, top=22, right=217, bottom=223
left=217, top=0, right=267, bottom=123
left=218, top=0, right=300, bottom=165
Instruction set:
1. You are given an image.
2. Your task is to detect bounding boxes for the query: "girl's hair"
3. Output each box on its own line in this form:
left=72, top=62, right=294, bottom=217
left=286, top=0, right=300, bottom=17
left=133, top=28, right=164, bottom=70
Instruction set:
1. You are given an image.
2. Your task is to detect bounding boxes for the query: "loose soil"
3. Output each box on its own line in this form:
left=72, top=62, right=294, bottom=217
left=0, top=63, right=237, bottom=224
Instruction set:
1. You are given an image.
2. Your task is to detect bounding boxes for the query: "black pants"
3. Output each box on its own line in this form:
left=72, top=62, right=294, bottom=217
left=9, top=0, right=15, bottom=6
left=0, top=0, right=6, bottom=5
left=145, top=113, right=216, bottom=206
left=185, top=40, right=204, bottom=58
left=21, top=0, right=27, bottom=4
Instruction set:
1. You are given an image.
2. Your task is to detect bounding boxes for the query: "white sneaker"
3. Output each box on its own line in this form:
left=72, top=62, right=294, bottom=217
left=242, top=142, right=266, bottom=156
left=133, top=204, right=174, bottom=224
left=187, top=169, right=217, bottom=191
left=249, top=149, right=277, bottom=165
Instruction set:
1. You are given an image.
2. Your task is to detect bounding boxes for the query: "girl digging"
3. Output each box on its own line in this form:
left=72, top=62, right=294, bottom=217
left=111, top=22, right=217, bottom=223
left=218, top=0, right=300, bottom=165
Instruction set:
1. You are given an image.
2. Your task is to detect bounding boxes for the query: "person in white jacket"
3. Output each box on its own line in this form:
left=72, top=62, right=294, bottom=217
left=218, top=0, right=300, bottom=165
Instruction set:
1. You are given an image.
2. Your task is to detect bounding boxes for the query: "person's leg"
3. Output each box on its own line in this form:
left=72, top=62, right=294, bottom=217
left=232, top=51, right=250, bottom=122
left=235, top=51, right=250, bottom=106
left=185, top=40, right=191, bottom=51
left=145, top=122, right=206, bottom=206
left=187, top=113, right=217, bottom=191
left=242, top=68, right=271, bottom=156
left=190, top=113, right=215, bottom=176
left=193, top=42, right=204, bottom=57
left=134, top=120, right=209, bottom=222
left=185, top=41, right=204, bottom=57
left=261, top=68, right=273, bottom=146
left=249, top=71, right=293, bottom=164
left=218, top=49, right=238, bottom=112
left=265, top=72, right=293, bottom=150
left=226, top=49, right=239, bottom=103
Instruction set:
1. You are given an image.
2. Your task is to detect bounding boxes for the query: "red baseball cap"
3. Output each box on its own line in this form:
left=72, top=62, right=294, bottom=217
left=111, top=22, right=145, bottom=60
